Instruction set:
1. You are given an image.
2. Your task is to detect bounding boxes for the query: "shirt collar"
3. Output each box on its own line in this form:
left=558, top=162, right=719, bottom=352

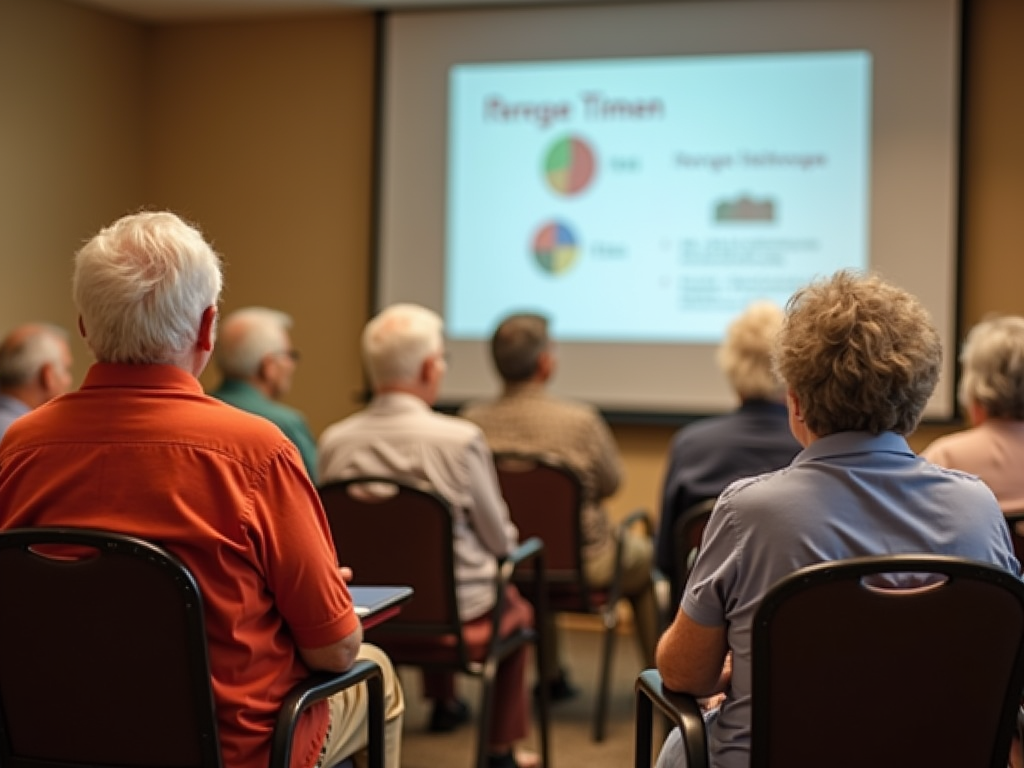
left=502, top=381, right=547, bottom=398
left=81, top=363, right=205, bottom=395
left=793, top=431, right=914, bottom=465
left=371, top=391, right=433, bottom=413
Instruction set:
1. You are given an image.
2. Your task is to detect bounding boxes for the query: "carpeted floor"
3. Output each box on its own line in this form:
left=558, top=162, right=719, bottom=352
left=395, top=619, right=650, bottom=768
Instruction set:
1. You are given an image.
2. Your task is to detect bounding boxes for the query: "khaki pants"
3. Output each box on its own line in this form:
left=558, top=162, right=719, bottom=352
left=541, top=528, right=659, bottom=679
left=319, top=643, right=405, bottom=768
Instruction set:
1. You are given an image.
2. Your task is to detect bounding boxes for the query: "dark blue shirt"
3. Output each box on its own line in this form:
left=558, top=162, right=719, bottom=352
left=656, top=399, right=800, bottom=575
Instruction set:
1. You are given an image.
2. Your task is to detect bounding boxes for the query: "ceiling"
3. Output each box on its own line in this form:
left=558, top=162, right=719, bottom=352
left=63, top=0, right=585, bottom=23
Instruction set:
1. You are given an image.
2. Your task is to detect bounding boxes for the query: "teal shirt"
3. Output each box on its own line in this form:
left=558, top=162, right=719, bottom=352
left=210, top=378, right=318, bottom=483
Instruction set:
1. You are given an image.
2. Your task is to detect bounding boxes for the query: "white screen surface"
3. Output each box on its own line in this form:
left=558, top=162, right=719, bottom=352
left=376, top=0, right=962, bottom=420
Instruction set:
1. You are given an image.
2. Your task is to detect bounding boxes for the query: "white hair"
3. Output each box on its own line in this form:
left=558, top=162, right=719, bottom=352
left=958, top=314, right=1024, bottom=420
left=0, top=324, right=69, bottom=389
left=362, top=303, right=443, bottom=389
left=73, top=211, right=223, bottom=364
left=215, top=306, right=293, bottom=378
left=717, top=300, right=786, bottom=400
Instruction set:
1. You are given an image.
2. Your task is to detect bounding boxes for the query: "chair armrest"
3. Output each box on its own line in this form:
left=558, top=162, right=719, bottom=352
left=501, top=535, right=544, bottom=572
left=493, top=536, right=546, bottom=620
left=618, top=507, right=655, bottom=538
left=486, top=537, right=548, bottom=673
left=270, top=658, right=385, bottom=768
left=607, top=509, right=655, bottom=609
left=634, top=668, right=708, bottom=768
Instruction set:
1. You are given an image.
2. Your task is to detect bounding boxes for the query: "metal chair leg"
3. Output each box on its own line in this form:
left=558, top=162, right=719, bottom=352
left=592, top=607, right=618, bottom=742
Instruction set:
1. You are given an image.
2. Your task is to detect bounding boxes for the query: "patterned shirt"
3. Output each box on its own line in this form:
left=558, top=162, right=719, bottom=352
left=459, top=382, right=622, bottom=561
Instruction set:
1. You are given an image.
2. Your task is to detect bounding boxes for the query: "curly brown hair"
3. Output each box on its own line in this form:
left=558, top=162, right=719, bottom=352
left=775, top=270, right=941, bottom=436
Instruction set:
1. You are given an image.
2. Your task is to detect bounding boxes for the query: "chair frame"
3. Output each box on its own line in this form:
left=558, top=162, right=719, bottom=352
left=636, top=555, right=1024, bottom=768
left=1004, top=512, right=1024, bottom=566
left=318, top=476, right=551, bottom=768
left=0, top=527, right=385, bottom=768
left=668, top=497, right=716, bottom=610
left=492, top=451, right=653, bottom=742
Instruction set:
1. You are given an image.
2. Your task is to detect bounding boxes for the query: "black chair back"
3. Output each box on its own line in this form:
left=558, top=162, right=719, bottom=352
left=752, top=555, right=1024, bottom=768
left=318, top=476, right=550, bottom=768
left=319, top=477, right=463, bottom=639
left=669, top=497, right=716, bottom=608
left=0, top=527, right=222, bottom=768
left=0, top=527, right=387, bottom=768
left=493, top=453, right=590, bottom=599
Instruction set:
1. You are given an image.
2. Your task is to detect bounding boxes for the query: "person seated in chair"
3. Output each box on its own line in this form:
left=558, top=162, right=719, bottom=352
left=655, top=300, right=800, bottom=598
left=0, top=322, right=74, bottom=441
left=459, top=311, right=657, bottom=700
left=210, top=306, right=318, bottom=482
left=922, top=314, right=1024, bottom=516
left=317, top=303, right=536, bottom=768
left=0, top=211, right=404, bottom=768
left=655, top=270, right=1019, bottom=768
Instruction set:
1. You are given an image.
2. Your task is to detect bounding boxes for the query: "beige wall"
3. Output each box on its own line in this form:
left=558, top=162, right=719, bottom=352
left=0, top=0, right=147, bottom=364
left=1, top=0, right=1021, bottom=525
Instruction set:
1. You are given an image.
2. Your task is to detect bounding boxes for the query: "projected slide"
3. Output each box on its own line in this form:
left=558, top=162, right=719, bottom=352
left=445, top=50, right=871, bottom=342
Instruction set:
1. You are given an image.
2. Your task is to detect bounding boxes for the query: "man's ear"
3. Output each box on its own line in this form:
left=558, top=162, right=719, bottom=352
left=198, top=306, right=217, bottom=352
left=419, top=356, right=435, bottom=385
left=257, top=355, right=274, bottom=383
left=537, top=349, right=555, bottom=381
left=38, top=362, right=56, bottom=392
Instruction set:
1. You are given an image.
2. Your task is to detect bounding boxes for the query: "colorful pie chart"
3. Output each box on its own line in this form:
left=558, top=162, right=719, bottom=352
left=532, top=221, right=578, bottom=275
left=544, top=135, right=596, bottom=196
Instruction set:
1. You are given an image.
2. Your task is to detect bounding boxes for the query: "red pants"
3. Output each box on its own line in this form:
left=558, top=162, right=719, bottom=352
left=422, top=585, right=534, bottom=745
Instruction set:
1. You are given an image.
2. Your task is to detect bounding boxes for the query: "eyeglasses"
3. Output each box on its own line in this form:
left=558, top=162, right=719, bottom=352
left=275, top=349, right=301, bottom=362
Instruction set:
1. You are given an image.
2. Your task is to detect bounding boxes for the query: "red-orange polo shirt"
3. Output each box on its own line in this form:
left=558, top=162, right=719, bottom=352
left=0, top=363, right=358, bottom=768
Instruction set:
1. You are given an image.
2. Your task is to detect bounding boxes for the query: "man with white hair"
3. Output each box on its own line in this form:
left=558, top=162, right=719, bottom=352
left=0, top=211, right=404, bottom=768
left=318, top=303, right=537, bottom=768
left=210, top=306, right=318, bottom=481
left=0, top=323, right=73, bottom=440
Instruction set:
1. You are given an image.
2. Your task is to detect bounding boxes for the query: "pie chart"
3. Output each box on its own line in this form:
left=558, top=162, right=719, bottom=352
left=532, top=221, right=578, bottom=275
left=544, top=135, right=596, bottom=196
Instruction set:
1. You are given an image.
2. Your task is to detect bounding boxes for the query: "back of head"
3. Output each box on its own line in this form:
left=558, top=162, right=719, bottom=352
left=717, top=301, right=785, bottom=401
left=775, top=269, right=941, bottom=436
left=362, top=303, right=443, bottom=389
left=491, top=313, right=549, bottom=383
left=958, top=314, right=1024, bottom=420
left=215, top=307, right=292, bottom=379
left=73, top=211, right=223, bottom=364
left=0, top=324, right=70, bottom=391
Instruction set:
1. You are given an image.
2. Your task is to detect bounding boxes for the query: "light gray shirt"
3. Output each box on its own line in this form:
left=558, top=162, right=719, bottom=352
left=683, top=431, right=1018, bottom=768
left=0, top=395, right=30, bottom=443
left=318, top=392, right=519, bottom=620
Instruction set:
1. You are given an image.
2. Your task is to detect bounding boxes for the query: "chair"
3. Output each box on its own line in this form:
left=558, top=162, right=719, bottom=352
left=1004, top=513, right=1024, bottom=565
left=668, top=497, right=716, bottom=610
left=636, top=555, right=1024, bottom=768
left=492, top=451, right=654, bottom=742
left=0, top=527, right=385, bottom=768
left=317, top=476, right=551, bottom=768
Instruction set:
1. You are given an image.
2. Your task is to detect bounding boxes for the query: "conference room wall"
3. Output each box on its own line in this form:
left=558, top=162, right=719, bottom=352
left=0, top=0, right=1020, bottom=523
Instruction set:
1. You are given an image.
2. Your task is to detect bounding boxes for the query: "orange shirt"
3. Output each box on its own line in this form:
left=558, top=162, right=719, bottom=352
left=0, top=363, right=358, bottom=768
